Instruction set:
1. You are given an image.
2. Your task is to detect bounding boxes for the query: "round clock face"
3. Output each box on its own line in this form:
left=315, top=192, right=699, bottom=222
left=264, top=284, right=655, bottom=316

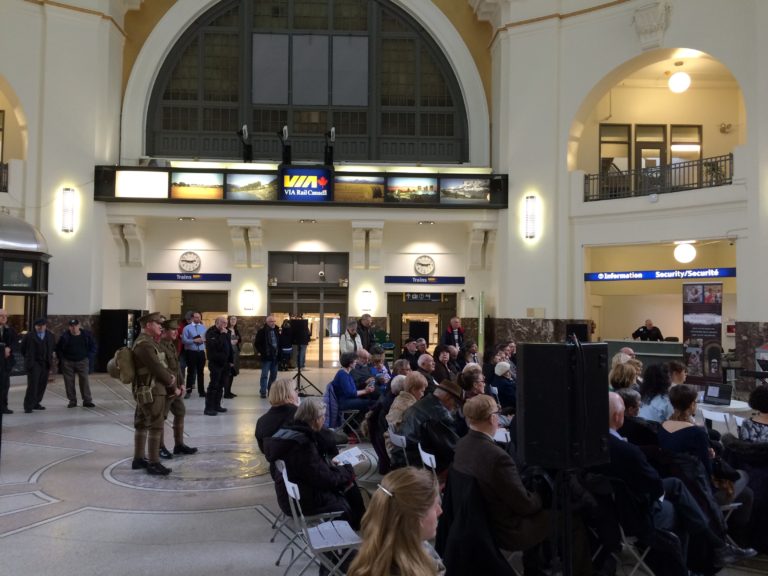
left=414, top=255, right=436, bottom=276
left=179, top=251, right=202, bottom=272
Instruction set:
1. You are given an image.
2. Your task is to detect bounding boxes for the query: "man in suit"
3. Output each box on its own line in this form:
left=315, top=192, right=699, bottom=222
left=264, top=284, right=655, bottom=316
left=0, top=309, right=18, bottom=414
left=21, top=318, right=56, bottom=413
left=452, top=394, right=551, bottom=572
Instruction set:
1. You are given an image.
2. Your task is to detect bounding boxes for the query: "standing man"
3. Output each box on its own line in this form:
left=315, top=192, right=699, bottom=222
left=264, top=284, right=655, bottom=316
left=205, top=315, right=233, bottom=416
left=357, top=313, right=375, bottom=352
left=632, top=319, right=664, bottom=341
left=56, top=319, right=96, bottom=408
left=181, top=311, right=207, bottom=398
left=254, top=315, right=280, bottom=399
left=132, top=312, right=179, bottom=476
left=0, top=309, right=18, bottom=415
left=157, top=318, right=197, bottom=456
left=21, top=318, right=56, bottom=413
left=442, top=316, right=465, bottom=349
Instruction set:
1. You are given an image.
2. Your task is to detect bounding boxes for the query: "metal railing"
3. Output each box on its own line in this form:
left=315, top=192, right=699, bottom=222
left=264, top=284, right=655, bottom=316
left=0, top=163, right=7, bottom=193
left=584, top=153, right=733, bottom=202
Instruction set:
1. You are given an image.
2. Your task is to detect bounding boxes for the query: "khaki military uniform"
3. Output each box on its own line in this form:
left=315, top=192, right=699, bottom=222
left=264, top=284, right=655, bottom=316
left=158, top=338, right=187, bottom=448
left=132, top=333, right=176, bottom=463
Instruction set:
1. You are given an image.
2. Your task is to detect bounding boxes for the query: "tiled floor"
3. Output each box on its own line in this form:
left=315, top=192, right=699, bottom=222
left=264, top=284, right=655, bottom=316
left=0, top=368, right=763, bottom=575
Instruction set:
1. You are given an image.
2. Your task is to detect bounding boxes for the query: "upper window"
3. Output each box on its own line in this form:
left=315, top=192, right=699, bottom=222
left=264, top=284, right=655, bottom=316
left=147, top=0, right=467, bottom=163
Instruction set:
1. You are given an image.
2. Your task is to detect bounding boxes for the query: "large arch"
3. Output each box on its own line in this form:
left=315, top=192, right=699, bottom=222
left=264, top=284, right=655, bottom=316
left=0, top=74, right=29, bottom=162
left=121, top=0, right=490, bottom=165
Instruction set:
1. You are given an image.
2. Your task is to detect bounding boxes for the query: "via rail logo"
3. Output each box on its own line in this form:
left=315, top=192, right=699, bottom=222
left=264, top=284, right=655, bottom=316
left=280, top=167, right=332, bottom=202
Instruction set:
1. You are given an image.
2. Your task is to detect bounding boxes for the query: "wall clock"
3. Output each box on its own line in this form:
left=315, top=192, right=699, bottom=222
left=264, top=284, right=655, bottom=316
left=414, top=255, right=436, bottom=276
left=179, top=251, right=202, bottom=272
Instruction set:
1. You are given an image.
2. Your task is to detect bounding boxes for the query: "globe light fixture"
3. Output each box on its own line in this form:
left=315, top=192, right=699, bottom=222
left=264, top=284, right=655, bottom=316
left=674, top=241, right=696, bottom=263
left=668, top=62, right=690, bottom=94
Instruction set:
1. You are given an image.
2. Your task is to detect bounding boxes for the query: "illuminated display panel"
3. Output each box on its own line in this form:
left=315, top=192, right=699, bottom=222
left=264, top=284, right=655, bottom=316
left=385, top=176, right=439, bottom=204
left=226, top=172, right=279, bottom=201
left=279, top=166, right=333, bottom=202
left=440, top=177, right=491, bottom=205
left=334, top=174, right=385, bottom=203
left=115, top=170, right=169, bottom=199
left=170, top=172, right=224, bottom=200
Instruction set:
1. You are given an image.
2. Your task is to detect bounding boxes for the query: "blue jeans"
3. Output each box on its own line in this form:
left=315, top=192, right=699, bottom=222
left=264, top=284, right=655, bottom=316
left=259, top=358, right=278, bottom=395
left=297, top=344, right=307, bottom=369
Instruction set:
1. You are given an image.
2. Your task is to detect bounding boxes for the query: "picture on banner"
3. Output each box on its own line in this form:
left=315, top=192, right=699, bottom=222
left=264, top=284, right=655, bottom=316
left=682, top=282, right=722, bottom=387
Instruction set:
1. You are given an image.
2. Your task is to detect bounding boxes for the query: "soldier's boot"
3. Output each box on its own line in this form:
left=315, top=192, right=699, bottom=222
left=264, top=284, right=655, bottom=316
left=147, top=429, right=171, bottom=475
left=132, top=429, right=148, bottom=469
left=173, top=423, right=197, bottom=455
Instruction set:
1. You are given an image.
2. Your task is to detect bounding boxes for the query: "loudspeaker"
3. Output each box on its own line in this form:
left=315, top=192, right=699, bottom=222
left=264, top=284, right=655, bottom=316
left=565, top=323, right=589, bottom=342
left=516, top=342, right=609, bottom=470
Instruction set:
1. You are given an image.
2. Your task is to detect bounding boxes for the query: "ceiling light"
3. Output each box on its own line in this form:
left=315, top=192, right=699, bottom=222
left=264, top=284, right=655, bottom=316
left=674, top=242, right=696, bottom=263
left=299, top=219, right=317, bottom=224
left=178, top=217, right=196, bottom=222
left=418, top=221, right=435, bottom=225
left=670, top=144, right=701, bottom=152
left=668, top=62, right=690, bottom=93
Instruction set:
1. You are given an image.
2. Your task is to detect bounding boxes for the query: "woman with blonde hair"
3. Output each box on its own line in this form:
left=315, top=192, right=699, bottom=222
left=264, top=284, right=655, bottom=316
left=347, top=467, right=445, bottom=576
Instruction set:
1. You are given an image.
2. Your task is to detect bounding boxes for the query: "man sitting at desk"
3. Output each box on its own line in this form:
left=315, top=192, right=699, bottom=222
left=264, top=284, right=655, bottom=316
left=632, top=319, right=664, bottom=341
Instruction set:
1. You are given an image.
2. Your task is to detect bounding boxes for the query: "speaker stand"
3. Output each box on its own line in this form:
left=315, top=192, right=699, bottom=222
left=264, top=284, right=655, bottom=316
left=293, top=365, right=321, bottom=397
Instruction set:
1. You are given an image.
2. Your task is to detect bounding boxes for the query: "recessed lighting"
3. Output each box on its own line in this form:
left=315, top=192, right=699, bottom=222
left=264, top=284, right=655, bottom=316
left=418, top=221, right=435, bottom=225
left=299, top=219, right=317, bottom=224
left=178, top=217, right=196, bottom=222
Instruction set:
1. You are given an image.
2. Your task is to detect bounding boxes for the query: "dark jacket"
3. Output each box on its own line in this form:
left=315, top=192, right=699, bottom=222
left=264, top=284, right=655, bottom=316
left=400, top=394, right=460, bottom=472
left=442, top=326, right=465, bottom=348
left=490, top=373, right=517, bottom=410
left=263, top=421, right=353, bottom=518
left=56, top=328, right=97, bottom=362
left=255, top=404, right=297, bottom=453
left=632, top=325, right=664, bottom=341
left=399, top=348, right=420, bottom=371
left=278, top=324, right=293, bottom=350
left=618, top=415, right=660, bottom=447
left=205, top=325, right=233, bottom=369
left=254, top=324, right=280, bottom=360
left=0, top=324, right=18, bottom=371
left=20, top=330, right=56, bottom=371
left=452, top=430, right=549, bottom=552
left=432, top=361, right=452, bottom=386
left=357, top=321, right=374, bottom=352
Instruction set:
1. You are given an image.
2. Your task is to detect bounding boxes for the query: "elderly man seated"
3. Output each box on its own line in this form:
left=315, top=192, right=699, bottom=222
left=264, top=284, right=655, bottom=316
left=417, top=353, right=438, bottom=395
left=400, top=378, right=463, bottom=474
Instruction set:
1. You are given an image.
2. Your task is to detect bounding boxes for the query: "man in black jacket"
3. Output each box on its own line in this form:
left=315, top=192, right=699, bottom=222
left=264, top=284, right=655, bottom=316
left=21, top=318, right=56, bottom=413
left=0, top=309, right=17, bottom=414
left=56, top=319, right=97, bottom=408
left=632, top=319, right=664, bottom=341
left=204, top=315, right=232, bottom=416
left=255, top=315, right=280, bottom=398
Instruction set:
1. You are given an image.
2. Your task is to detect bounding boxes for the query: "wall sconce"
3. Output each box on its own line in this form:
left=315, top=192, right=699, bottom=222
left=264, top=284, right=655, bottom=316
left=674, top=241, right=697, bottom=264
left=361, top=290, right=373, bottom=313
left=524, top=195, right=538, bottom=239
left=339, top=277, right=349, bottom=288
left=268, top=276, right=278, bottom=287
left=62, top=187, right=75, bottom=233
left=243, top=289, right=255, bottom=311
left=22, top=265, right=33, bottom=278
left=719, top=123, right=733, bottom=134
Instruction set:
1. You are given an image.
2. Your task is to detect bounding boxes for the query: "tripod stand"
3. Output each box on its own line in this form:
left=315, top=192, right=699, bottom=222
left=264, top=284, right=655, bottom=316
left=293, top=364, right=321, bottom=396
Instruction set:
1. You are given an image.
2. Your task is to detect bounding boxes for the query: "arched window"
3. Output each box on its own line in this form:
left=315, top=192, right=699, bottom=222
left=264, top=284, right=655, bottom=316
left=147, top=0, right=467, bottom=163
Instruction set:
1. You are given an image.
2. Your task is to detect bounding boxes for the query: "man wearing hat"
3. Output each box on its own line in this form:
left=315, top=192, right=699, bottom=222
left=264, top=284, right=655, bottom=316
left=132, top=312, right=180, bottom=475
left=491, top=361, right=517, bottom=411
left=20, top=318, right=56, bottom=413
left=56, top=319, right=97, bottom=408
left=157, top=318, right=197, bottom=457
left=400, top=378, right=463, bottom=473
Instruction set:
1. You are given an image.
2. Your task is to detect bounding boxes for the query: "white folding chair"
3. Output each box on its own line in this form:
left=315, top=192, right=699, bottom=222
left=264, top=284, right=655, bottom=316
left=276, top=460, right=361, bottom=576
left=418, top=442, right=438, bottom=478
left=721, top=502, right=743, bottom=547
left=493, top=427, right=511, bottom=444
left=701, top=408, right=732, bottom=434
left=729, top=413, right=744, bottom=433
left=340, top=409, right=363, bottom=443
left=388, top=425, right=410, bottom=466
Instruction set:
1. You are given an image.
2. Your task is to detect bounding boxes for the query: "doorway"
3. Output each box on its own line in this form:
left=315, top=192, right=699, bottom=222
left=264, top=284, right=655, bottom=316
left=182, top=291, right=229, bottom=321
left=387, top=293, right=457, bottom=354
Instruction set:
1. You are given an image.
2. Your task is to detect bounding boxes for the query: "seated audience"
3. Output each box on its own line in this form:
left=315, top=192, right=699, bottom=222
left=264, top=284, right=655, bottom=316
left=459, top=339, right=479, bottom=368
left=417, top=353, right=438, bottom=394
left=481, top=345, right=506, bottom=383
left=347, top=467, right=445, bottom=576
left=627, top=357, right=644, bottom=387
left=350, top=349, right=375, bottom=388
left=432, top=344, right=454, bottom=383
left=386, top=373, right=428, bottom=466
left=609, top=362, right=637, bottom=391
left=446, top=345, right=462, bottom=375
left=263, top=397, right=365, bottom=529
left=400, top=339, right=420, bottom=371
left=391, top=358, right=412, bottom=376
left=452, top=394, right=550, bottom=573
left=740, top=384, right=768, bottom=442
left=255, top=378, right=299, bottom=453
left=457, top=365, right=486, bottom=400
left=615, top=388, right=659, bottom=446
left=638, top=363, right=673, bottom=423
left=490, top=361, right=517, bottom=411
left=400, top=379, right=463, bottom=473
left=368, top=348, right=392, bottom=394
left=668, top=360, right=688, bottom=386
left=331, top=351, right=377, bottom=414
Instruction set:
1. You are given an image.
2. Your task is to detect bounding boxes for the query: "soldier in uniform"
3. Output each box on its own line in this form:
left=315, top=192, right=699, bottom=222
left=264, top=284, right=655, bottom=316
left=132, top=312, right=180, bottom=476
left=157, top=318, right=198, bottom=459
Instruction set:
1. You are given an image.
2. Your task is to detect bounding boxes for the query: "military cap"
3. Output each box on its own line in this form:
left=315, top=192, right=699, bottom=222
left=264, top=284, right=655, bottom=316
left=33, top=317, right=48, bottom=326
left=138, top=312, right=164, bottom=327
left=162, top=318, right=179, bottom=330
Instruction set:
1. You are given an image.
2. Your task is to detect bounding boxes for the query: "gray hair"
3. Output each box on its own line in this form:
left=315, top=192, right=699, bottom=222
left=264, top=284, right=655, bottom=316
left=390, top=374, right=406, bottom=395
left=616, top=388, right=641, bottom=411
left=347, top=318, right=358, bottom=329
left=294, top=397, right=326, bottom=424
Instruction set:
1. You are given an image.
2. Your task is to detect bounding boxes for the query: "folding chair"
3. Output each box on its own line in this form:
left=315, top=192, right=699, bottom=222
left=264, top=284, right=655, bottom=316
left=493, top=427, right=511, bottom=444
left=728, top=413, right=744, bottom=433
left=388, top=424, right=410, bottom=466
left=276, top=460, right=361, bottom=576
left=721, top=501, right=743, bottom=547
left=341, top=409, right=363, bottom=444
left=701, top=408, right=732, bottom=435
left=418, top=442, right=438, bottom=479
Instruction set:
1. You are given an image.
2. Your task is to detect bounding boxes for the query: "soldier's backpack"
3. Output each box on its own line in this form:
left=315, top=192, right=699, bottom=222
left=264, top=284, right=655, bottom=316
left=107, top=346, right=135, bottom=384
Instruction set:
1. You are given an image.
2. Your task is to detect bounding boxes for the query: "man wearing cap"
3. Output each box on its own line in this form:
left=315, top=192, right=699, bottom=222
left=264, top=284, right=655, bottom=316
left=157, top=318, right=197, bottom=457
left=20, top=318, right=56, bottom=413
left=132, top=312, right=179, bottom=476
left=56, top=319, right=96, bottom=408
left=400, top=378, right=463, bottom=473
left=0, top=309, right=18, bottom=415
left=490, top=361, right=517, bottom=411
left=399, top=338, right=420, bottom=371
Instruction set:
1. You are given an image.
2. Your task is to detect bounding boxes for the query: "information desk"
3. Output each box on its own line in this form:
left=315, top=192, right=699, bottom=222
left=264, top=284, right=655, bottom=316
left=605, top=339, right=684, bottom=368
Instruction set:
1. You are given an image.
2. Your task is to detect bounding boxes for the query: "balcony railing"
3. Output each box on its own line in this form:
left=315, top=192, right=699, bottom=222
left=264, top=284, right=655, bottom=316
left=584, top=153, right=733, bottom=202
left=0, top=163, right=7, bottom=193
